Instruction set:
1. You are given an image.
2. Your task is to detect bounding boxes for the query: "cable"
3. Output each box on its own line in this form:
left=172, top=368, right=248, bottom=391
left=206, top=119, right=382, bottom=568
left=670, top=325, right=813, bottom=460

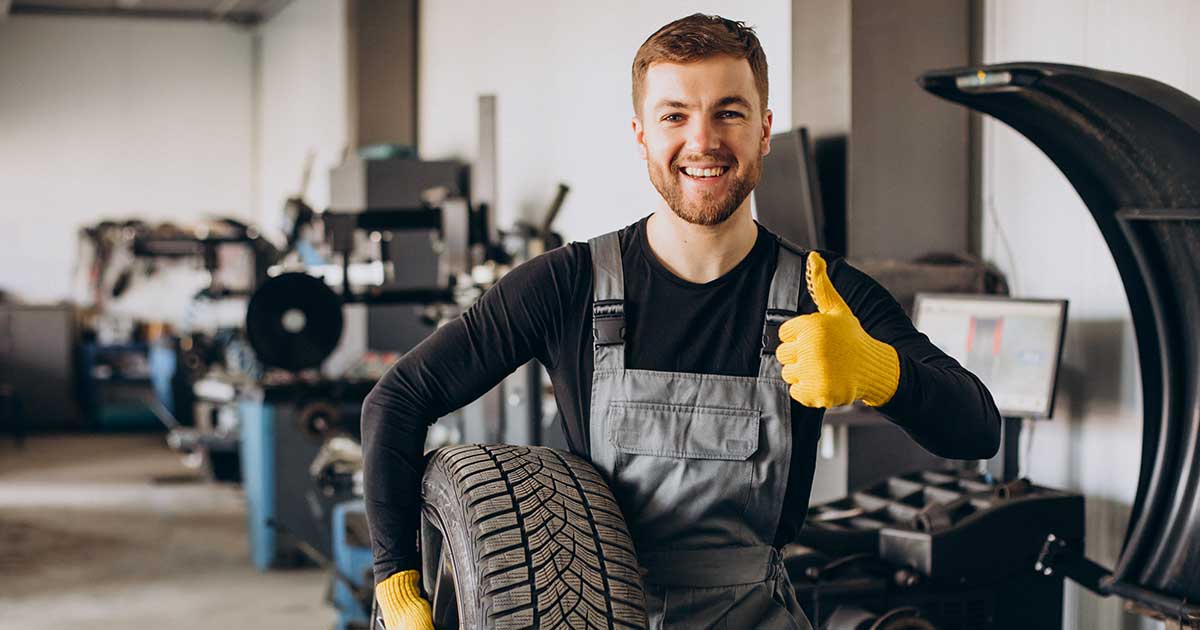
left=984, top=189, right=1021, bottom=296
left=980, top=114, right=1021, bottom=296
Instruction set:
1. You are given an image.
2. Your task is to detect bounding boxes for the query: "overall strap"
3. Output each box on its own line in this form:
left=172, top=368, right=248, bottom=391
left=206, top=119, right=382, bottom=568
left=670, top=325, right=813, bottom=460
left=588, top=230, right=626, bottom=371
left=759, top=237, right=805, bottom=378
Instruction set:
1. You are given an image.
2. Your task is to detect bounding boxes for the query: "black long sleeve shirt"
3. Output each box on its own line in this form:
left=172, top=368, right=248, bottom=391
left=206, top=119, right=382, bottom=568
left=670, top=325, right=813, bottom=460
left=361, top=216, right=1002, bottom=583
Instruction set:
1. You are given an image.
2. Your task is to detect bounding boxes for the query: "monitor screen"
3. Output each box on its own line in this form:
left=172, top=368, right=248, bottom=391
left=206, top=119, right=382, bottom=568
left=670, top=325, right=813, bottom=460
left=754, top=127, right=824, bottom=248
left=913, top=294, right=1068, bottom=418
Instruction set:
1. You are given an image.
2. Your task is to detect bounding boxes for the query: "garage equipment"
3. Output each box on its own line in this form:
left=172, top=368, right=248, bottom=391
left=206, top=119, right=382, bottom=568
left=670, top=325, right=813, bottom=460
left=791, top=467, right=1083, bottom=629
left=331, top=500, right=375, bottom=630
left=920, top=62, right=1200, bottom=627
left=240, top=380, right=371, bottom=570
left=757, top=127, right=826, bottom=249
left=76, top=218, right=275, bottom=310
left=245, top=271, right=345, bottom=373
left=912, top=294, right=1069, bottom=482
left=239, top=155, right=489, bottom=572
left=246, top=97, right=565, bottom=449
left=78, top=339, right=178, bottom=431
left=170, top=374, right=243, bottom=482
left=758, top=128, right=1014, bottom=507
left=789, top=287, right=1073, bottom=628
left=125, top=218, right=278, bottom=298
left=0, top=303, right=81, bottom=432
left=239, top=98, right=571, bottom=630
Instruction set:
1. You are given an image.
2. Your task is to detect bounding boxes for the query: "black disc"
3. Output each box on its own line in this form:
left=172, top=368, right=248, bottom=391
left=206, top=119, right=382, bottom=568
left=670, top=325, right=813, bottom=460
left=246, top=272, right=343, bottom=371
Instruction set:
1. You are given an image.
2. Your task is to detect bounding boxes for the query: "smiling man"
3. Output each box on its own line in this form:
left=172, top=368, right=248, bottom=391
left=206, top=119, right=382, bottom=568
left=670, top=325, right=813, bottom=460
left=363, top=14, right=1002, bottom=630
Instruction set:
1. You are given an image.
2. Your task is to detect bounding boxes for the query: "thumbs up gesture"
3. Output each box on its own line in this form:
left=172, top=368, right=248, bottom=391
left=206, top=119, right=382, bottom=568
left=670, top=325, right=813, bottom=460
left=776, top=252, right=900, bottom=408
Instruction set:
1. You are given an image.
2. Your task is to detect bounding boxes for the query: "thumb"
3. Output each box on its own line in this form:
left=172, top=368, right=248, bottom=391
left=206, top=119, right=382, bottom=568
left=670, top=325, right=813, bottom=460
left=806, top=251, right=850, bottom=314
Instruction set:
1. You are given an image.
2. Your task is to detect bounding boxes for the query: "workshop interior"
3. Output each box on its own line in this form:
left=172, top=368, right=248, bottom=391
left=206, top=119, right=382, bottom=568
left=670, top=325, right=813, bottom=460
left=1, top=1, right=1198, bottom=629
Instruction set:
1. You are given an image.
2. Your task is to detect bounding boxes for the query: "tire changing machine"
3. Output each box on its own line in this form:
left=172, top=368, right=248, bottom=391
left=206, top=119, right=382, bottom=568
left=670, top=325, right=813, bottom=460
left=788, top=62, right=1200, bottom=630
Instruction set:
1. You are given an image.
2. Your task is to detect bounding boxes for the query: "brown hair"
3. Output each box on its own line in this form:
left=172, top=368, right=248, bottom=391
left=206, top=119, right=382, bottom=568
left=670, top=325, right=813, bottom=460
left=631, top=13, right=768, bottom=116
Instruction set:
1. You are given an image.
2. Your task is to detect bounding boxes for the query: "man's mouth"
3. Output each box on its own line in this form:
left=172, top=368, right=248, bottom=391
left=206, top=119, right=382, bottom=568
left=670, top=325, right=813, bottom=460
left=678, top=165, right=731, bottom=180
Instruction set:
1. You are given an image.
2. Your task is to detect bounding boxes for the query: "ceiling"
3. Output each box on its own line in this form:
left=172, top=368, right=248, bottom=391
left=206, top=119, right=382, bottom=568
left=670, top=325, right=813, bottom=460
left=6, top=0, right=294, bottom=26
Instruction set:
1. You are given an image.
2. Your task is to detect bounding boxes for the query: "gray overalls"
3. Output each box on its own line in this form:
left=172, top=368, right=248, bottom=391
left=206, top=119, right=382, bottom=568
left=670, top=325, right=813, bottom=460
left=587, top=230, right=813, bottom=630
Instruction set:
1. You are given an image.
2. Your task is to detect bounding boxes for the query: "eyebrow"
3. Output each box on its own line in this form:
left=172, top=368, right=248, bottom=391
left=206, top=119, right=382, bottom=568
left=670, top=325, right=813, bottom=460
left=714, top=96, right=753, bottom=109
left=653, top=95, right=753, bottom=111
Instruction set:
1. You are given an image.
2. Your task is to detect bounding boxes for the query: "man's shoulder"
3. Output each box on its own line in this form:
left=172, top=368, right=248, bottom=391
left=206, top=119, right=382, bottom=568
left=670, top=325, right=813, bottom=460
left=526, top=240, right=590, bottom=275
left=526, top=216, right=646, bottom=283
left=575, top=218, right=646, bottom=251
left=753, top=222, right=834, bottom=262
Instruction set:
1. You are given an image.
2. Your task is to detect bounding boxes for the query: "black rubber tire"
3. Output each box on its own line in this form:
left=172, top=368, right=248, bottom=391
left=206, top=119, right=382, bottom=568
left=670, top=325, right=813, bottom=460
left=419, top=444, right=647, bottom=630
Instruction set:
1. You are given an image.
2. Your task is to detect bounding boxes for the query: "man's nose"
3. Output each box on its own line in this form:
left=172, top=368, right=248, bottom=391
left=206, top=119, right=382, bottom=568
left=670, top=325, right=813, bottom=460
left=684, top=118, right=720, bottom=153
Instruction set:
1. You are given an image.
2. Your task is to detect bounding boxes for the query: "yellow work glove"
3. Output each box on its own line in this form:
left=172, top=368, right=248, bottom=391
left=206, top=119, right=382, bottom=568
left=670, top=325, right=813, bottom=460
left=776, top=252, right=900, bottom=408
left=375, top=569, right=434, bottom=630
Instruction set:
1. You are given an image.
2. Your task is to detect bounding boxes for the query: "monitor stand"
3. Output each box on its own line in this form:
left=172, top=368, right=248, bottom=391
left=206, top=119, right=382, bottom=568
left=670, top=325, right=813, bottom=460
left=986, top=416, right=1024, bottom=483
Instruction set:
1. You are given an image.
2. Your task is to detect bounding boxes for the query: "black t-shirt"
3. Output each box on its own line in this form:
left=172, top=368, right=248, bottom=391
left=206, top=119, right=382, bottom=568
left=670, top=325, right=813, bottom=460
left=362, top=216, right=1002, bottom=583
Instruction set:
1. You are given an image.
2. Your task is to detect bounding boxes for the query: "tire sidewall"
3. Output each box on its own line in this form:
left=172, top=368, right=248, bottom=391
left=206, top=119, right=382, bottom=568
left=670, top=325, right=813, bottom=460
left=422, top=452, right=485, bottom=629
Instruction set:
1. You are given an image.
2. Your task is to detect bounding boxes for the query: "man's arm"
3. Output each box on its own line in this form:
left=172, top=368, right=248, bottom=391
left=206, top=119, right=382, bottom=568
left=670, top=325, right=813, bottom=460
left=361, top=246, right=577, bottom=584
left=830, top=256, right=1003, bottom=460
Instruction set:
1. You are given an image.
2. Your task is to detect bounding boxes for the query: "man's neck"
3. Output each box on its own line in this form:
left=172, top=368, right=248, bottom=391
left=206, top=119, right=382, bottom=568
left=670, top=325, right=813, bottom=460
left=645, top=203, right=759, bottom=284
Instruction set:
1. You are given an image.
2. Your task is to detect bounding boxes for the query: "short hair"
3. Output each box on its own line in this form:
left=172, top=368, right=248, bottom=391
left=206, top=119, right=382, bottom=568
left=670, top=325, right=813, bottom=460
left=631, top=13, right=769, bottom=116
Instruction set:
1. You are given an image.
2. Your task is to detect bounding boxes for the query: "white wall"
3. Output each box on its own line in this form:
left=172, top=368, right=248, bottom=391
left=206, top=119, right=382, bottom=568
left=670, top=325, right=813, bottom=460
left=418, top=1, right=792, bottom=241
left=0, top=16, right=254, bottom=303
left=981, top=2, right=1200, bottom=628
left=0, top=3, right=781, bottom=300
left=253, top=0, right=349, bottom=236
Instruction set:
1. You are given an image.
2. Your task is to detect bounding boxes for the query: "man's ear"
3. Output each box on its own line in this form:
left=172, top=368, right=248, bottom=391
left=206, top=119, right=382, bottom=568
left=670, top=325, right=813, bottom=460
left=760, top=109, right=774, bottom=157
left=632, top=116, right=648, bottom=161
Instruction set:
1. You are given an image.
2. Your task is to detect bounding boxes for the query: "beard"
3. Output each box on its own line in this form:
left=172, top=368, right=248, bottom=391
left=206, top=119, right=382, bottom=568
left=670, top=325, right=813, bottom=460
left=648, top=151, right=761, bottom=227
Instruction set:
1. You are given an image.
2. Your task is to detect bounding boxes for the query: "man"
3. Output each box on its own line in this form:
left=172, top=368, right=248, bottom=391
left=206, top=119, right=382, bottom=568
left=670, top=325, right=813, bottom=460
left=363, top=13, right=1001, bottom=630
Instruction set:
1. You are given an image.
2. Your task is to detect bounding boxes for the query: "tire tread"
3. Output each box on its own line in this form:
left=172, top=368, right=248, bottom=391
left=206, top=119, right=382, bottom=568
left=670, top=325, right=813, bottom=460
left=424, top=445, right=647, bottom=630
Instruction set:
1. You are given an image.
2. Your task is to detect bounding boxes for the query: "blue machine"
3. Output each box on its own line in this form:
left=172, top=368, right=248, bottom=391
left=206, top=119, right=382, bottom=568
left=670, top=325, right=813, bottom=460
left=332, top=500, right=374, bottom=630
left=238, top=400, right=280, bottom=571
left=238, top=382, right=371, bottom=571
left=240, top=396, right=342, bottom=570
left=79, top=341, right=178, bottom=431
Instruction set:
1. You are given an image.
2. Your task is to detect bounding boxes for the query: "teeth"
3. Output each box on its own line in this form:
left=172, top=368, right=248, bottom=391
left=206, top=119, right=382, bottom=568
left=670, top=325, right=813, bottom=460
left=684, top=166, right=726, bottom=178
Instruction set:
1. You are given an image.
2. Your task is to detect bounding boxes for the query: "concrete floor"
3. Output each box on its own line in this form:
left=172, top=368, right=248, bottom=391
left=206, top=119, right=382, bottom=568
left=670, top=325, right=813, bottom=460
left=0, top=434, right=336, bottom=630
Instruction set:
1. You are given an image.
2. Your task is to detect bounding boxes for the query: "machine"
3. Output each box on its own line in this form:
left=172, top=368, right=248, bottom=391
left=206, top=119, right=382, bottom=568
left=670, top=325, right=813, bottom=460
left=793, top=61, right=1200, bottom=629
left=920, top=62, right=1200, bottom=628
left=913, top=294, right=1069, bottom=483
left=232, top=97, right=569, bottom=630
left=788, top=293, right=1075, bottom=629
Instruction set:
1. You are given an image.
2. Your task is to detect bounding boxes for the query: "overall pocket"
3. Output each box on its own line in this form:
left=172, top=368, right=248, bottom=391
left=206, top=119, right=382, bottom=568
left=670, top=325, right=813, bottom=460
left=606, top=401, right=762, bottom=546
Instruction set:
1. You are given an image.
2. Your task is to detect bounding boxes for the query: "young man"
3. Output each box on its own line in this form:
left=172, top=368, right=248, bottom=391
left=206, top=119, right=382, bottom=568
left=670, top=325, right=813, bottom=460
left=363, top=14, right=1001, bottom=630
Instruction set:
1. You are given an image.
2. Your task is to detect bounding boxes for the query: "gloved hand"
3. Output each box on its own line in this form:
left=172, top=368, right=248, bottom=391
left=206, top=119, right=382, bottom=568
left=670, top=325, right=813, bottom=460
left=375, top=569, right=434, bottom=630
left=776, top=251, right=900, bottom=408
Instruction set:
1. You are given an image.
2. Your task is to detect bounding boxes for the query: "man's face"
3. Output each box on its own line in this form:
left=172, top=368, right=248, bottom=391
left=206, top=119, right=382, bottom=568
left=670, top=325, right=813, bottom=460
left=634, top=55, right=772, bottom=226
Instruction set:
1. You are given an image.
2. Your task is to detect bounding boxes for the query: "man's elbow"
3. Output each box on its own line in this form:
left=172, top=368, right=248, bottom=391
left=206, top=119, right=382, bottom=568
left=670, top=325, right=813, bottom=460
left=964, top=414, right=1002, bottom=460
left=360, top=386, right=387, bottom=441
left=930, top=414, right=1000, bottom=461
left=360, top=383, right=430, bottom=445
left=981, top=417, right=1002, bottom=459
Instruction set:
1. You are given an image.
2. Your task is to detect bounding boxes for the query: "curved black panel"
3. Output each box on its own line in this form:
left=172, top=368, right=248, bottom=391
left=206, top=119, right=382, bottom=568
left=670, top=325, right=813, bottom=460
left=919, top=63, right=1200, bottom=609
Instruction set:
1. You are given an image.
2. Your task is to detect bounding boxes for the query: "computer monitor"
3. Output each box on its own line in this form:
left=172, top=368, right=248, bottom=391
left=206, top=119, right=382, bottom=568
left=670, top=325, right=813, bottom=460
left=912, top=294, right=1068, bottom=419
left=755, top=127, right=825, bottom=248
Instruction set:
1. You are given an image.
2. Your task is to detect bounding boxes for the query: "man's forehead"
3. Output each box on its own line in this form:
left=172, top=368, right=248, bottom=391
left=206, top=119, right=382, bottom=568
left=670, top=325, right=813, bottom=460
left=643, top=56, right=759, bottom=109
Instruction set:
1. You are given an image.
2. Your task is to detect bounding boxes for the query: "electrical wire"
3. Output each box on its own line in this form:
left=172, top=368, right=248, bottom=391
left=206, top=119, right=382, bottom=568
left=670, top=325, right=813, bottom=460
left=981, top=115, right=1022, bottom=296
left=984, top=195, right=1021, bottom=296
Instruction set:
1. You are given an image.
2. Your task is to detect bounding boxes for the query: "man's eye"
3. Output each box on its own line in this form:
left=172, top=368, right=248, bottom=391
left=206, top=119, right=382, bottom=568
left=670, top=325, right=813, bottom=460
left=662, top=113, right=684, bottom=122
left=718, top=111, right=745, bottom=119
